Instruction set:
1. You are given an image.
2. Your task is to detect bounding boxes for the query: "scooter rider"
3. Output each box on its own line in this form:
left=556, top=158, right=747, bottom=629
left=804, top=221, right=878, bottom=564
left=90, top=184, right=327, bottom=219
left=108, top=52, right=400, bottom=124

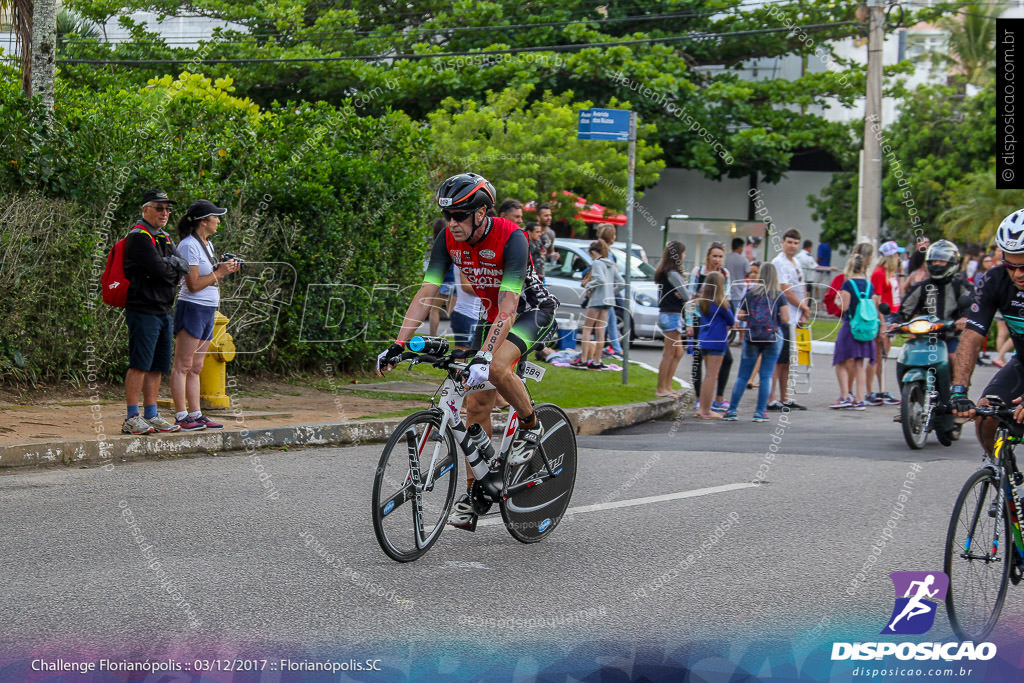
left=952, top=209, right=1024, bottom=454
left=889, top=240, right=972, bottom=353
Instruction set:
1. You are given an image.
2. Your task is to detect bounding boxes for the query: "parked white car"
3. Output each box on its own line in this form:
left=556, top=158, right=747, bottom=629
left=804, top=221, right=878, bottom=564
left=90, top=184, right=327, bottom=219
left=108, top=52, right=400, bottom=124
left=541, top=238, right=661, bottom=341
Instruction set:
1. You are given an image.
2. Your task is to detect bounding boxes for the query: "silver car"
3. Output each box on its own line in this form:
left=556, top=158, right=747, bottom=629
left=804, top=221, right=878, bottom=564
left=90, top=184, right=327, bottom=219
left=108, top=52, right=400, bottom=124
left=541, top=238, right=661, bottom=341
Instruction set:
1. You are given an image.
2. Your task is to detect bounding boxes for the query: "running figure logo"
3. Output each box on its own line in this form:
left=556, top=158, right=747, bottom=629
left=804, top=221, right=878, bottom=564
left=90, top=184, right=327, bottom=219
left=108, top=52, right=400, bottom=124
left=881, top=571, right=949, bottom=635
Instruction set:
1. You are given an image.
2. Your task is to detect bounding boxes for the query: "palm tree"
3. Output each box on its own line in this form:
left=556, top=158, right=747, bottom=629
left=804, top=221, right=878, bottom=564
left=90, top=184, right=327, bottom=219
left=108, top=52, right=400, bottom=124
left=56, top=7, right=100, bottom=52
left=934, top=4, right=1000, bottom=87
left=0, top=0, right=34, bottom=93
left=940, top=171, right=1024, bottom=245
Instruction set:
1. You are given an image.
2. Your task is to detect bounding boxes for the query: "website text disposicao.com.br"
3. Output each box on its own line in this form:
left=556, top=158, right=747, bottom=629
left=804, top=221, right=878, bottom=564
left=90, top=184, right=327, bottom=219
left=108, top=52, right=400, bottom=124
left=850, top=665, right=979, bottom=679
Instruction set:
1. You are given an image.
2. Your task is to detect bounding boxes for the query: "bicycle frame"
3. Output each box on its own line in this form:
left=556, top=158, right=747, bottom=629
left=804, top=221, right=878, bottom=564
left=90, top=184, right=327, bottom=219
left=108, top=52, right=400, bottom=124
left=412, top=360, right=550, bottom=499
left=991, top=433, right=1024, bottom=564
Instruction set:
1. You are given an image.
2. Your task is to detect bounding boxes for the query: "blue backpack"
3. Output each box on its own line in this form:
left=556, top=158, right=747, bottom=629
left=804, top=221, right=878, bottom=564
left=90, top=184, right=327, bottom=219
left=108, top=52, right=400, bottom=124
left=744, top=292, right=778, bottom=342
left=849, top=279, right=880, bottom=342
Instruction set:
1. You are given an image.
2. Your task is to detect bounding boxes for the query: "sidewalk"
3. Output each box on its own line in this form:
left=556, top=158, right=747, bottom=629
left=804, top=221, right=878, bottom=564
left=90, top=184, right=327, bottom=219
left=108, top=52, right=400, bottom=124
left=0, top=373, right=689, bottom=472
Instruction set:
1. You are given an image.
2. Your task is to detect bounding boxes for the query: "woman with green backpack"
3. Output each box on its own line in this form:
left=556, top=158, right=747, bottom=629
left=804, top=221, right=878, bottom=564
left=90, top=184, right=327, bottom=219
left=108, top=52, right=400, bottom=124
left=832, top=243, right=880, bottom=410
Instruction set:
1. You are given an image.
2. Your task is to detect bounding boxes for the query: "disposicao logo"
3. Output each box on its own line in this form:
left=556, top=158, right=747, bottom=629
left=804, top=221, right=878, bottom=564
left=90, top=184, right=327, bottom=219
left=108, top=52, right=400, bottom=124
left=831, top=571, right=997, bottom=662
left=881, top=571, right=948, bottom=635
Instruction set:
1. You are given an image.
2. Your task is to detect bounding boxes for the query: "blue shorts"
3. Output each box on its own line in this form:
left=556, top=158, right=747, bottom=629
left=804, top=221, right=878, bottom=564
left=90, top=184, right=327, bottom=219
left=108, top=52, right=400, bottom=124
left=699, top=347, right=726, bottom=356
left=658, top=312, right=682, bottom=333
left=173, top=300, right=216, bottom=341
left=450, top=310, right=478, bottom=347
left=125, top=310, right=173, bottom=373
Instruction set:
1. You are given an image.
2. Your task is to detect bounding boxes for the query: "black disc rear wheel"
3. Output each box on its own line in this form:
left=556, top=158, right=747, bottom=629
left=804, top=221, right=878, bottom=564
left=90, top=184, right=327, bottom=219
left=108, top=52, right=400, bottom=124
left=500, top=403, right=578, bottom=543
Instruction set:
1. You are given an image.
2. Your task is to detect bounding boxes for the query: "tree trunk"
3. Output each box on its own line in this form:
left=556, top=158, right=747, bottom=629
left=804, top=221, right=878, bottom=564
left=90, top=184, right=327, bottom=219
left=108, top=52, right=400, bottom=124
left=28, top=0, right=56, bottom=113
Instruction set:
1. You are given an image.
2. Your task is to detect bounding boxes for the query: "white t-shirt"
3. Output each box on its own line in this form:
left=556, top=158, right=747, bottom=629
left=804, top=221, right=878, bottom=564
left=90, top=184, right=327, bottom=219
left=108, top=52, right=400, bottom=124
left=772, top=252, right=805, bottom=325
left=452, top=268, right=482, bottom=318
left=794, top=249, right=818, bottom=284
left=176, top=234, right=219, bottom=307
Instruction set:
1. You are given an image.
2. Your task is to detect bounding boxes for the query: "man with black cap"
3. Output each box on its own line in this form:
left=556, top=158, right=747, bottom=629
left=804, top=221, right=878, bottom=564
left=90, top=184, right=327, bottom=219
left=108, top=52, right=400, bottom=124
left=122, top=189, right=190, bottom=435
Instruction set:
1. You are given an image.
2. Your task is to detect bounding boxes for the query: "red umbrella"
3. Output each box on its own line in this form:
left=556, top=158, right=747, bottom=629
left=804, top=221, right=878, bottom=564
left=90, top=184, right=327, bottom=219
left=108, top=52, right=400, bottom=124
left=525, top=193, right=627, bottom=224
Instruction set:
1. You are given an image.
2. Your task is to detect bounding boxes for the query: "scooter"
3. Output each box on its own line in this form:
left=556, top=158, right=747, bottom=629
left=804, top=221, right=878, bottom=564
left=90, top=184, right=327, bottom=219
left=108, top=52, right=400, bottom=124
left=882, top=300, right=967, bottom=449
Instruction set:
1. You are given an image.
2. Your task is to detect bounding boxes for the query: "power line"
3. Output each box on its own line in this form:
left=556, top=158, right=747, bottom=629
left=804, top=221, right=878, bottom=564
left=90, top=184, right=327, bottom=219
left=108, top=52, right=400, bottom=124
left=57, top=21, right=861, bottom=66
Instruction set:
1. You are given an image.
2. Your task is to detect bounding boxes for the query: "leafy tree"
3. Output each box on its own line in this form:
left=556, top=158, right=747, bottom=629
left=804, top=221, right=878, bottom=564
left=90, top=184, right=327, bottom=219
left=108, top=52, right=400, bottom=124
left=809, top=83, right=995, bottom=248
left=58, top=0, right=950, bottom=185
left=425, top=85, right=665, bottom=213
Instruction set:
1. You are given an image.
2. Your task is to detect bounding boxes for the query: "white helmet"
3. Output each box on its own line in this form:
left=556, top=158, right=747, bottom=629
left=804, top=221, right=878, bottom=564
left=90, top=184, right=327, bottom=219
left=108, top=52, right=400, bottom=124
left=996, top=208, right=1024, bottom=254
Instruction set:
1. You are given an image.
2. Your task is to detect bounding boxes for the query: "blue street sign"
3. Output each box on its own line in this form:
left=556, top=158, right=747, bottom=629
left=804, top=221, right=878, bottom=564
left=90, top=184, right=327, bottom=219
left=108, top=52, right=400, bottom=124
left=577, top=108, right=631, bottom=141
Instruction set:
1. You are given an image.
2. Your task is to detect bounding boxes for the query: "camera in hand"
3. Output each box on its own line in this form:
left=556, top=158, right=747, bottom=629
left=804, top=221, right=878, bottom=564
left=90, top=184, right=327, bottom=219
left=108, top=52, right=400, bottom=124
left=221, top=253, right=246, bottom=265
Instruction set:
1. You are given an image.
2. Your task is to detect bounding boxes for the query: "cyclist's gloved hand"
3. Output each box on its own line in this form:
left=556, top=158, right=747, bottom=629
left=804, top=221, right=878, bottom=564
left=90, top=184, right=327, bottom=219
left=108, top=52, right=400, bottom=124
left=376, top=342, right=404, bottom=376
left=466, top=359, right=490, bottom=387
left=950, top=393, right=975, bottom=415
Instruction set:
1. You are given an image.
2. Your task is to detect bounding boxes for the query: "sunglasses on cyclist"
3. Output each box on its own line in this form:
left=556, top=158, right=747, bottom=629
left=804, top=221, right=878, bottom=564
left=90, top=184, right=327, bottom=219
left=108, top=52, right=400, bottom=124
left=1002, top=259, right=1024, bottom=273
left=443, top=209, right=473, bottom=222
left=146, top=204, right=172, bottom=213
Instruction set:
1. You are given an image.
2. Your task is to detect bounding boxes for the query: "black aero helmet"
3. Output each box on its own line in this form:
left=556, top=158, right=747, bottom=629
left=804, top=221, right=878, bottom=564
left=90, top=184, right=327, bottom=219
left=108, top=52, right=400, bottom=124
left=435, top=172, right=496, bottom=213
left=925, top=239, right=960, bottom=282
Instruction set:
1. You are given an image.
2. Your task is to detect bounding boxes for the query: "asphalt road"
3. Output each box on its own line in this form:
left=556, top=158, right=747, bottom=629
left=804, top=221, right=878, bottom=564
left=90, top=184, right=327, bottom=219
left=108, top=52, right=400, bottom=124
left=1, top=346, right=1022, bottom=681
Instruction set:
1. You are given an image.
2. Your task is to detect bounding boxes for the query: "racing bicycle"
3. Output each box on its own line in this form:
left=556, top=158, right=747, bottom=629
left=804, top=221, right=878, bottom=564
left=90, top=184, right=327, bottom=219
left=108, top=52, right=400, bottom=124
left=371, top=337, right=578, bottom=562
left=943, top=400, right=1024, bottom=641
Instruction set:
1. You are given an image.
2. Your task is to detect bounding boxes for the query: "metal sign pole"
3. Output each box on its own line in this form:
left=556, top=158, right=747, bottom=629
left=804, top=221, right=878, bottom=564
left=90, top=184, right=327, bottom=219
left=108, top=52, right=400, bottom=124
left=622, top=111, right=637, bottom=385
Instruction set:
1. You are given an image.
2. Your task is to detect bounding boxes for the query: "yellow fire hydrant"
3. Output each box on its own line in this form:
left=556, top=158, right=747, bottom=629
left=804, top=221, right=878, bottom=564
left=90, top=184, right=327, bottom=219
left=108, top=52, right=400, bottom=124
left=199, top=312, right=236, bottom=410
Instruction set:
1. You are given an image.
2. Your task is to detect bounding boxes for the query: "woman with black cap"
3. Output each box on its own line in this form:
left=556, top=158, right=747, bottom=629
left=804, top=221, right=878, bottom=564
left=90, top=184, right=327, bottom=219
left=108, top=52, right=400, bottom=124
left=170, top=199, right=240, bottom=430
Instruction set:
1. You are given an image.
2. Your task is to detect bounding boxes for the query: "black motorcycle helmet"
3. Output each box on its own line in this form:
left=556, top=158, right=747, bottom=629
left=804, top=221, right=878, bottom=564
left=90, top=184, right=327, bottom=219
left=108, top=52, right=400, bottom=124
left=925, top=239, right=960, bottom=282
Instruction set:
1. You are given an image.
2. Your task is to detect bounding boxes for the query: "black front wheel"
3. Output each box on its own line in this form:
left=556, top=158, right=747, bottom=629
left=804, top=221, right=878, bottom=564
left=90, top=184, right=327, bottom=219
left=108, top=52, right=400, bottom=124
left=372, top=410, right=460, bottom=562
left=900, top=381, right=930, bottom=449
left=944, top=468, right=1012, bottom=641
left=500, top=403, right=578, bottom=543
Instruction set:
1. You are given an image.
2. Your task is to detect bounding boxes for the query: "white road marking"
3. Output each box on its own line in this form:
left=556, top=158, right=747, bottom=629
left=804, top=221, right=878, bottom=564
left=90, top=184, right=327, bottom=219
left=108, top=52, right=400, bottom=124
left=476, top=482, right=755, bottom=526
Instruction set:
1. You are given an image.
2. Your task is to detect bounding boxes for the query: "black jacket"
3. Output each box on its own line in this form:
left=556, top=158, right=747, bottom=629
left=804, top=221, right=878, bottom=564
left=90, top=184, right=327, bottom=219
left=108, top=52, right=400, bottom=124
left=123, top=221, right=180, bottom=316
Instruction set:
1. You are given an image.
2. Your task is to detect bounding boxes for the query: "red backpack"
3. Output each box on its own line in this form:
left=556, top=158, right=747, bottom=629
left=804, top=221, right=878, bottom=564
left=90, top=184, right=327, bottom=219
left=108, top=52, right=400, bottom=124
left=100, top=225, right=156, bottom=308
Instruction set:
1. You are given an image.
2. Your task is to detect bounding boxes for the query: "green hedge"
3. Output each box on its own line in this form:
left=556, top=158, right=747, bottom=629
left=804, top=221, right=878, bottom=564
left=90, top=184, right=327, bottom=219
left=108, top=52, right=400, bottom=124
left=0, top=71, right=432, bottom=383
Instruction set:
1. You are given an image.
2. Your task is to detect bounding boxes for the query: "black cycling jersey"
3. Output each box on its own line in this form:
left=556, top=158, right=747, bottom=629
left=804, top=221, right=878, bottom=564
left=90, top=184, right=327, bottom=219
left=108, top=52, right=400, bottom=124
left=965, top=265, right=1024, bottom=356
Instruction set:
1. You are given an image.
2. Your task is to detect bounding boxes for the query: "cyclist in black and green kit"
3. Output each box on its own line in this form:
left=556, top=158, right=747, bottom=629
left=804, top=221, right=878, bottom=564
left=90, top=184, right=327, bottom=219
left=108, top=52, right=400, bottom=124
left=953, top=209, right=1024, bottom=453
left=376, top=173, right=558, bottom=528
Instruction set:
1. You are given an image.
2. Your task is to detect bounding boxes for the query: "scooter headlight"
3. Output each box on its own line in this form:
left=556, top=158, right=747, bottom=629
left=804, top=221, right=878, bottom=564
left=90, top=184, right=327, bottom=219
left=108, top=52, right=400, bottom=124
left=907, top=320, right=934, bottom=335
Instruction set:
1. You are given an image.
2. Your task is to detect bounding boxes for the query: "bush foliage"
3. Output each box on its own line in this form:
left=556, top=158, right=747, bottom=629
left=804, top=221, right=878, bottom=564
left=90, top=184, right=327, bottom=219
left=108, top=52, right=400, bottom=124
left=0, top=70, right=431, bottom=382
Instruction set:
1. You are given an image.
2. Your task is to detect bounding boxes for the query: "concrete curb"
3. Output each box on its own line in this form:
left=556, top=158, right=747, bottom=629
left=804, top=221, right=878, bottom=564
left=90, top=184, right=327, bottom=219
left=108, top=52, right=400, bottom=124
left=0, top=396, right=690, bottom=472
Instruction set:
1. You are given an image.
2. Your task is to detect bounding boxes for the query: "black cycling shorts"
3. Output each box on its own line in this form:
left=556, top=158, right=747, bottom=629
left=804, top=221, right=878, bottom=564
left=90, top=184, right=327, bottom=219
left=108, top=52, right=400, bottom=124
left=472, top=305, right=557, bottom=356
left=981, top=356, right=1024, bottom=406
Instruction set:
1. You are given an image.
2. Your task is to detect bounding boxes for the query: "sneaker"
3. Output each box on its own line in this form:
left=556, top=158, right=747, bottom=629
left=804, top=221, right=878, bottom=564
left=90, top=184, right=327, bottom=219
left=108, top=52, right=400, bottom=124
left=448, top=493, right=477, bottom=530
left=508, top=420, right=544, bottom=466
left=864, top=393, right=884, bottom=406
left=845, top=400, right=866, bottom=411
left=766, top=400, right=785, bottom=411
left=881, top=392, right=901, bottom=406
left=175, top=417, right=206, bottom=432
left=122, top=414, right=156, bottom=435
left=194, top=415, right=223, bottom=429
left=587, top=361, right=605, bottom=370
left=146, top=415, right=181, bottom=432
left=569, top=358, right=588, bottom=369
left=752, top=412, right=769, bottom=422
left=782, top=399, right=807, bottom=411
left=829, top=396, right=850, bottom=409
left=722, top=411, right=738, bottom=421
left=711, top=400, right=730, bottom=413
